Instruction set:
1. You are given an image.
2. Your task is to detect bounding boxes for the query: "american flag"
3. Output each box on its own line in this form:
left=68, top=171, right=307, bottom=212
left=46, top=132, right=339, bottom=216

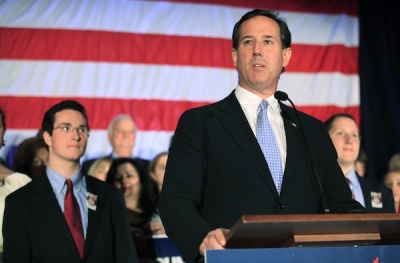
left=0, top=0, right=359, bottom=162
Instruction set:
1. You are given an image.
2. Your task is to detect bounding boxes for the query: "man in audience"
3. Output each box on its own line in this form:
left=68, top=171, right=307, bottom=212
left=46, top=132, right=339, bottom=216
left=82, top=114, right=149, bottom=175
left=3, top=100, right=138, bottom=262
left=324, top=113, right=395, bottom=213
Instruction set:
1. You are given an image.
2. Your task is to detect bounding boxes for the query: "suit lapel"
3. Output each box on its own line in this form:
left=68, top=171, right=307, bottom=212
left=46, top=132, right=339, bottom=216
left=278, top=104, right=304, bottom=195
left=358, top=176, right=372, bottom=210
left=34, top=175, right=81, bottom=260
left=219, top=92, right=279, bottom=196
left=83, top=176, right=105, bottom=258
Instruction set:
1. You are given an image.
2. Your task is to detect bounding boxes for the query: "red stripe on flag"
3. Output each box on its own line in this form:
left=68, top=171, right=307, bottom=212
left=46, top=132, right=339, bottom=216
left=0, top=28, right=357, bottom=74
left=157, top=0, right=358, bottom=16
left=1, top=96, right=359, bottom=131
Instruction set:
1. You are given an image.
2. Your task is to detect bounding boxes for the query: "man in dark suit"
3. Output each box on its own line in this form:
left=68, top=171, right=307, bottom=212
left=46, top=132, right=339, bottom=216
left=324, top=113, right=395, bottom=213
left=159, top=9, right=365, bottom=263
left=3, top=100, right=138, bottom=262
left=81, top=114, right=149, bottom=178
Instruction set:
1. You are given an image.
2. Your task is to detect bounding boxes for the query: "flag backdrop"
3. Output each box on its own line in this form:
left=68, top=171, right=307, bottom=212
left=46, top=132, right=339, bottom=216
left=0, top=0, right=359, bottom=163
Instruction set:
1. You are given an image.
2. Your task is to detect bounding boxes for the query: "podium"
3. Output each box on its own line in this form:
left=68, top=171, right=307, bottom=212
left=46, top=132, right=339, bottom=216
left=206, top=213, right=400, bottom=263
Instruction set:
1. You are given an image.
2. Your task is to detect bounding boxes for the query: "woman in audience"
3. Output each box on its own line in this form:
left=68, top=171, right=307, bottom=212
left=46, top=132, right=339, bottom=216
left=148, top=152, right=168, bottom=236
left=87, top=157, right=112, bottom=181
left=13, top=136, right=48, bottom=179
left=0, top=108, right=31, bottom=256
left=389, top=153, right=400, bottom=172
left=383, top=170, right=400, bottom=213
left=149, top=151, right=168, bottom=205
left=106, top=157, right=157, bottom=258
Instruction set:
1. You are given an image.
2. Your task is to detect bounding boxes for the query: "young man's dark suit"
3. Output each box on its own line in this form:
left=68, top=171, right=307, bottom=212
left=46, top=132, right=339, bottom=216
left=159, top=91, right=365, bottom=263
left=357, top=173, right=395, bottom=213
left=3, top=174, right=137, bottom=263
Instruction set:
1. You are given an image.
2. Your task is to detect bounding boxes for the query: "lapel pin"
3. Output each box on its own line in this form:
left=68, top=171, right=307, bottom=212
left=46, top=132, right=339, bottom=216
left=86, top=192, right=98, bottom=211
left=291, top=122, right=297, bottom=127
left=370, top=192, right=382, bottom=208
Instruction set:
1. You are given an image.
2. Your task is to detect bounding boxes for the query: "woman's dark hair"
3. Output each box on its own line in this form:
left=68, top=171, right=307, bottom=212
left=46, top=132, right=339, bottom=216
left=13, top=137, right=48, bottom=178
left=41, top=100, right=89, bottom=136
left=324, top=113, right=357, bottom=133
left=106, top=157, right=155, bottom=216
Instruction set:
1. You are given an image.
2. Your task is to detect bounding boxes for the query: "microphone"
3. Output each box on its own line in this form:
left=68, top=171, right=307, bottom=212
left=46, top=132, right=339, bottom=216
left=274, top=91, right=330, bottom=214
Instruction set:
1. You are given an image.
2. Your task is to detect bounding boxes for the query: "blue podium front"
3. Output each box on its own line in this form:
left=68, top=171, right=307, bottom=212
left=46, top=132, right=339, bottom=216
left=206, top=245, right=400, bottom=263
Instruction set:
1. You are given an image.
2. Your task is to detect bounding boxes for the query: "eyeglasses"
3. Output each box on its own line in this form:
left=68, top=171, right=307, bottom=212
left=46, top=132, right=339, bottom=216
left=53, top=124, right=90, bottom=136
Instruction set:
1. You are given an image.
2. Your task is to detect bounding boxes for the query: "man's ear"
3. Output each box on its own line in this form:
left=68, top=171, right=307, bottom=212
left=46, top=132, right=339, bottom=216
left=232, top=48, right=238, bottom=68
left=282, top=47, right=292, bottom=68
left=43, top=131, right=52, bottom=147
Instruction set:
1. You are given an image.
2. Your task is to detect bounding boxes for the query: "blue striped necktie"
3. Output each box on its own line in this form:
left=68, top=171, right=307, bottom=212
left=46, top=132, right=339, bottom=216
left=256, top=100, right=283, bottom=193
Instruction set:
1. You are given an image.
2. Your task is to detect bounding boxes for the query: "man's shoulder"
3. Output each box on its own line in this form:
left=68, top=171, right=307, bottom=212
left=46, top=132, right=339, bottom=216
left=279, top=103, right=324, bottom=130
left=5, top=175, right=41, bottom=203
left=359, top=176, right=392, bottom=193
left=84, top=175, right=120, bottom=195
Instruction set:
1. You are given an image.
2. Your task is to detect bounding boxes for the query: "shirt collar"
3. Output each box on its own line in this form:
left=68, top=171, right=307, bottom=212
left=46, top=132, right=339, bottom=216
left=346, top=168, right=359, bottom=188
left=235, top=85, right=281, bottom=117
left=46, top=166, right=84, bottom=193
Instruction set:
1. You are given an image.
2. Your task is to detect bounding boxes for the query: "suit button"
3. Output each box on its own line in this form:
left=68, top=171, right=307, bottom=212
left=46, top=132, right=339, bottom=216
left=278, top=203, right=284, bottom=210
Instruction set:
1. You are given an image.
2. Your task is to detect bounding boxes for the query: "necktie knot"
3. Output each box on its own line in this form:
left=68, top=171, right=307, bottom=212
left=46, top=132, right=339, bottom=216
left=259, top=100, right=268, bottom=111
left=345, top=177, right=355, bottom=200
left=66, top=179, right=73, bottom=192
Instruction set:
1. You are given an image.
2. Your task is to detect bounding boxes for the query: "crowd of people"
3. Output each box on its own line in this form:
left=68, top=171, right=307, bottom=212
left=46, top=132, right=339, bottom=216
left=0, top=8, right=399, bottom=263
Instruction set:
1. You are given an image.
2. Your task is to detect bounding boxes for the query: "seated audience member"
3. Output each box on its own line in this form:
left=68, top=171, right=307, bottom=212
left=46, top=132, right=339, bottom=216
left=324, top=113, right=395, bottom=213
left=383, top=171, right=400, bottom=213
left=149, top=151, right=168, bottom=205
left=106, top=157, right=157, bottom=259
left=355, top=149, right=367, bottom=177
left=0, top=108, right=31, bottom=255
left=82, top=114, right=149, bottom=175
left=12, top=136, right=49, bottom=179
left=87, top=157, right=112, bottom=181
left=389, top=153, right=400, bottom=172
left=148, top=152, right=168, bottom=235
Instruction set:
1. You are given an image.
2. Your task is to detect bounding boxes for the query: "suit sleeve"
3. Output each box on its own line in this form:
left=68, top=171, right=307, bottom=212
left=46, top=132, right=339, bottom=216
left=113, top=189, right=139, bottom=263
left=159, top=109, right=213, bottom=263
left=3, top=195, right=32, bottom=262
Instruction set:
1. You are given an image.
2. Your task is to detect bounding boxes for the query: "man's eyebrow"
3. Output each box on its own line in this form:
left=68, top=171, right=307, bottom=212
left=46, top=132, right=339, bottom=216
left=241, top=34, right=275, bottom=40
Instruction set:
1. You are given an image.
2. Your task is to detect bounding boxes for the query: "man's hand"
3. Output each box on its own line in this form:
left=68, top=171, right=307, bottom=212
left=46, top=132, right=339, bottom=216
left=199, top=228, right=229, bottom=256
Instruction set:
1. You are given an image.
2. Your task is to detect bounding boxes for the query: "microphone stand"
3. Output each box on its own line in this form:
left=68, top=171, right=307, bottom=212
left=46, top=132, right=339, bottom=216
left=275, top=91, right=330, bottom=214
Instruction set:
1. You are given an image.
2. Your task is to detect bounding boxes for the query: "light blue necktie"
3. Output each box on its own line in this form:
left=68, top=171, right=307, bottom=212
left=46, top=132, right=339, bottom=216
left=256, top=100, right=283, bottom=193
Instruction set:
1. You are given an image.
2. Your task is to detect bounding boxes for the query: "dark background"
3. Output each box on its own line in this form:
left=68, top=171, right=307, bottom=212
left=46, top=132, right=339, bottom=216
left=359, top=0, right=400, bottom=181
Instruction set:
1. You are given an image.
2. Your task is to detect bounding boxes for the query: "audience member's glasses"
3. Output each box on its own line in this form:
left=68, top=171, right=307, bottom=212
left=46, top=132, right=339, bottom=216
left=53, top=124, right=89, bottom=136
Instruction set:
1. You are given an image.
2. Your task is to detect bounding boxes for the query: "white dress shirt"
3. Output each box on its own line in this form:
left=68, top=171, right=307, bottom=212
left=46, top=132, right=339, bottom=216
left=345, top=169, right=365, bottom=207
left=235, top=86, right=287, bottom=172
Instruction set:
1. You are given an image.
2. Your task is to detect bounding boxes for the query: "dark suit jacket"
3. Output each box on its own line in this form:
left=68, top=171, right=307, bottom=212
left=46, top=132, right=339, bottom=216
left=357, top=174, right=395, bottom=213
left=3, top=174, right=138, bottom=263
left=159, top=91, right=365, bottom=263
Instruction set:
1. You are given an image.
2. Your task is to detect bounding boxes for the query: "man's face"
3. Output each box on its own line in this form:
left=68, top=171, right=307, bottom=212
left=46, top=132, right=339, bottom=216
left=232, top=15, right=291, bottom=97
left=108, top=118, right=136, bottom=156
left=43, top=109, right=88, bottom=164
left=328, top=117, right=360, bottom=167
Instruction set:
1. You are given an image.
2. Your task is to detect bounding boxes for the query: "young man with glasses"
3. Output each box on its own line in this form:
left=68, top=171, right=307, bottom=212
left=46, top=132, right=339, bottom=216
left=3, top=100, right=138, bottom=262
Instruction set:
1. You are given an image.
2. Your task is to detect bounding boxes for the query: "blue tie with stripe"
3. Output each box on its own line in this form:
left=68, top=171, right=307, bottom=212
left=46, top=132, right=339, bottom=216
left=256, top=100, right=283, bottom=194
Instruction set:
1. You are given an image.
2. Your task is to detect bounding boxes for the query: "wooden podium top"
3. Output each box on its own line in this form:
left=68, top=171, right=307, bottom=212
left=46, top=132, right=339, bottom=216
left=225, top=213, right=400, bottom=248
